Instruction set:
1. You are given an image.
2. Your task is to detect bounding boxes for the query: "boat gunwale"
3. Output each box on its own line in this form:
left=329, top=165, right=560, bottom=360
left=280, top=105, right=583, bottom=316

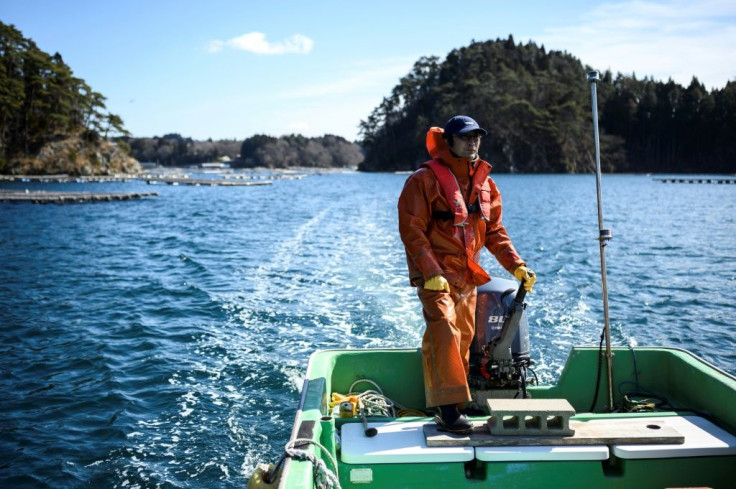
left=305, top=345, right=736, bottom=382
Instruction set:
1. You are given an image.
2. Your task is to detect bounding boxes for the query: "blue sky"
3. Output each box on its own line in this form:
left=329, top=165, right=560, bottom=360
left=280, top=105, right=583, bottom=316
left=2, top=0, right=734, bottom=141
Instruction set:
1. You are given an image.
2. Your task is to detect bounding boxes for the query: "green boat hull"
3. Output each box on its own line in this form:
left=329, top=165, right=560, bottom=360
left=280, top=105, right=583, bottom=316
left=251, top=347, right=736, bottom=489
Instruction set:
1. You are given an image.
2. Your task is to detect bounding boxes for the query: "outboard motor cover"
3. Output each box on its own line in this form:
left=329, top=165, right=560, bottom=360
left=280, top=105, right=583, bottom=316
left=469, top=276, right=530, bottom=383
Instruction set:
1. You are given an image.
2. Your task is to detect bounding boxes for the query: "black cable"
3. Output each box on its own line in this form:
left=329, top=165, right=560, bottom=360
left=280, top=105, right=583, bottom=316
left=527, top=367, right=539, bottom=385
left=263, top=452, right=288, bottom=484
left=589, top=326, right=606, bottom=412
left=520, top=367, right=528, bottom=399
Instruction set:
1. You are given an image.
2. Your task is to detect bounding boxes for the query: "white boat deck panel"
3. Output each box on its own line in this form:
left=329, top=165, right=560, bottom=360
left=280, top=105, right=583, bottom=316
left=341, top=421, right=474, bottom=464
left=341, top=416, right=736, bottom=464
left=612, top=416, right=736, bottom=459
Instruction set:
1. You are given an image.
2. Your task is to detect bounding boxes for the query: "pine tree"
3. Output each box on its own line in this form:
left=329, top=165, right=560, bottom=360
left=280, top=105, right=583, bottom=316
left=0, top=21, right=130, bottom=172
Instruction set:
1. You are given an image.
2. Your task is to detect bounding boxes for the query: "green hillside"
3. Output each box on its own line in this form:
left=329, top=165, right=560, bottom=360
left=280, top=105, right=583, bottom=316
left=0, top=22, right=137, bottom=175
left=358, top=36, right=735, bottom=173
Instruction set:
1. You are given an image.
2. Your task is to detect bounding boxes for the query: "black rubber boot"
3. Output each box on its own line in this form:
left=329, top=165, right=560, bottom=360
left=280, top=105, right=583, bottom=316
left=435, top=404, right=472, bottom=434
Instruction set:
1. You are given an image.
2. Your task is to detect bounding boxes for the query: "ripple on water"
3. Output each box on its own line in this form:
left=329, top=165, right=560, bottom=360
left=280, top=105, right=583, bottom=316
left=0, top=173, right=733, bottom=487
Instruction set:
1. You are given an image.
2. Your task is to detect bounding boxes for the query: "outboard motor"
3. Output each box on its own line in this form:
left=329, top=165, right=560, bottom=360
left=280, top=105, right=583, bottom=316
left=469, top=276, right=533, bottom=399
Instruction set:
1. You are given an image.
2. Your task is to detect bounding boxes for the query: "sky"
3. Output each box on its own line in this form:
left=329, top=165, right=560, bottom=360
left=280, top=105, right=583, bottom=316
left=2, top=0, right=735, bottom=142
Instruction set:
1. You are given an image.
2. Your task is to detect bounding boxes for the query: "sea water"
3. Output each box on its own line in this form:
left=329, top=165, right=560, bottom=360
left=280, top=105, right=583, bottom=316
left=1, top=172, right=734, bottom=488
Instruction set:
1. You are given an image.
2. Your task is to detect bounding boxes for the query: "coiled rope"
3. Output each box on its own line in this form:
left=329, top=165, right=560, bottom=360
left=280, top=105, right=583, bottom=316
left=347, top=379, right=396, bottom=417
left=347, top=379, right=429, bottom=417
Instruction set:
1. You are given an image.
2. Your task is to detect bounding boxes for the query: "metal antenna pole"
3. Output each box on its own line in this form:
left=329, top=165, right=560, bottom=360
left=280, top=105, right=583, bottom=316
left=587, top=71, right=614, bottom=412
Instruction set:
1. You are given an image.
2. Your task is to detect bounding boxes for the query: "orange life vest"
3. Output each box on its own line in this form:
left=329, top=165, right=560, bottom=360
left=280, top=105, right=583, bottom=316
left=420, top=159, right=491, bottom=226
left=420, top=157, right=493, bottom=285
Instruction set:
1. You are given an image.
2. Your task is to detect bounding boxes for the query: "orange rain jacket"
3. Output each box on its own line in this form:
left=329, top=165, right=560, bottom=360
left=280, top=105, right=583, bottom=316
left=398, top=127, right=526, bottom=407
left=398, top=127, right=525, bottom=290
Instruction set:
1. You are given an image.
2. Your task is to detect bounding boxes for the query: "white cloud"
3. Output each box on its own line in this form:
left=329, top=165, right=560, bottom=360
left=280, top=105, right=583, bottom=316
left=533, top=0, right=736, bottom=89
left=206, top=40, right=225, bottom=54
left=207, top=32, right=314, bottom=55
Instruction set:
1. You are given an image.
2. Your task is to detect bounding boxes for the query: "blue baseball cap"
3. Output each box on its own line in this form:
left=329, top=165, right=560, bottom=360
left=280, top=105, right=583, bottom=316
left=443, top=115, right=488, bottom=136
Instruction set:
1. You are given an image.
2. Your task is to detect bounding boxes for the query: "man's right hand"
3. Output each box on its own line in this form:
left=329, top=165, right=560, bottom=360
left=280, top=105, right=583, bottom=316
left=424, top=275, right=450, bottom=292
left=513, top=266, right=537, bottom=292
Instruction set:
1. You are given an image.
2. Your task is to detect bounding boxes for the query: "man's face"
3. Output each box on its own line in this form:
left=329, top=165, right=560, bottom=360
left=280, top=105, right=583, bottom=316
left=449, top=132, right=482, bottom=159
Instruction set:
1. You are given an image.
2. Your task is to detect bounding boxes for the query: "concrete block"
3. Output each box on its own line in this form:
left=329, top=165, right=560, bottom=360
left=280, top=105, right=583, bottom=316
left=487, top=398, right=576, bottom=437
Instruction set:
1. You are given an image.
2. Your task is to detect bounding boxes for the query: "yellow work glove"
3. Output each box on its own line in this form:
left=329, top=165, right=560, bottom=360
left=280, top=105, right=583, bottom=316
left=424, top=275, right=451, bottom=292
left=513, top=266, right=536, bottom=292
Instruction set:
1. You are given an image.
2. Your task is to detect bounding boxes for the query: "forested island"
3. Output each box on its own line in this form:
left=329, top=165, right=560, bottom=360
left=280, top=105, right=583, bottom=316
left=358, top=36, right=735, bottom=173
left=0, top=22, right=139, bottom=176
left=125, top=133, right=362, bottom=169
left=2, top=22, right=733, bottom=175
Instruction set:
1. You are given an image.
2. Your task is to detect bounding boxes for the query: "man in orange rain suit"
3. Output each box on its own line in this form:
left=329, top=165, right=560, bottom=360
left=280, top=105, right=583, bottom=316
left=398, top=115, right=536, bottom=433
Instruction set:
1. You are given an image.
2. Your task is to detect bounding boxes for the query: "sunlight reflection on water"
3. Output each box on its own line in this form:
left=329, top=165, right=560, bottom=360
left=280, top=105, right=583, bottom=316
left=0, top=172, right=733, bottom=487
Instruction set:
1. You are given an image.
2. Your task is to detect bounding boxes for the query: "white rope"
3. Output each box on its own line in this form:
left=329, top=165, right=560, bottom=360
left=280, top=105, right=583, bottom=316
left=347, top=379, right=397, bottom=417
left=285, top=438, right=341, bottom=489
left=358, top=390, right=395, bottom=417
left=348, top=379, right=384, bottom=395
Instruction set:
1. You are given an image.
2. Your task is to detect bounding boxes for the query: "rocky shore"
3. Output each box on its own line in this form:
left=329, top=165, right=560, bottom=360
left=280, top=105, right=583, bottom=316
left=5, top=136, right=141, bottom=176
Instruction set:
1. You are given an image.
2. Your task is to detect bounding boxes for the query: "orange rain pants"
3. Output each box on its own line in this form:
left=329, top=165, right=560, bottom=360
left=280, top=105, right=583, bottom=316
left=418, top=284, right=477, bottom=407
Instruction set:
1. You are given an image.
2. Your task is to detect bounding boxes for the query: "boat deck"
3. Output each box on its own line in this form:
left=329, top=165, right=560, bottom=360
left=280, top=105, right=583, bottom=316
left=340, top=414, right=736, bottom=463
left=270, top=347, right=736, bottom=489
left=328, top=412, right=736, bottom=488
